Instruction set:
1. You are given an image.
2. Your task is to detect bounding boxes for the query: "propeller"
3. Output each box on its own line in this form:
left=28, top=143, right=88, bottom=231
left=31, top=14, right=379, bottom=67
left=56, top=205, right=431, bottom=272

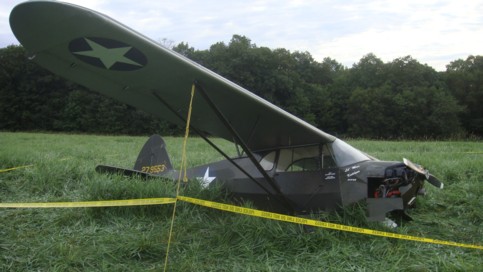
left=403, top=158, right=444, bottom=189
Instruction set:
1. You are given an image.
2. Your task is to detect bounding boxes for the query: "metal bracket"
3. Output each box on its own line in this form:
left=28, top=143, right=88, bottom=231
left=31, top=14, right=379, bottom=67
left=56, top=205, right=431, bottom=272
left=194, top=82, right=295, bottom=213
left=151, top=89, right=292, bottom=210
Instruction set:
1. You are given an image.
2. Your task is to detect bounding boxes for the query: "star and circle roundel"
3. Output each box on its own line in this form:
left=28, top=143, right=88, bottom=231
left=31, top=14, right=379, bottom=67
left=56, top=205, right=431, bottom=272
left=68, top=37, right=147, bottom=71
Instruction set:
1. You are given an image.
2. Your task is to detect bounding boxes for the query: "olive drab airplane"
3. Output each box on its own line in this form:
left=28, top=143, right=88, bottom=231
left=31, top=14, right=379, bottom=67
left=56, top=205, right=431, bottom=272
left=10, top=0, right=443, bottom=223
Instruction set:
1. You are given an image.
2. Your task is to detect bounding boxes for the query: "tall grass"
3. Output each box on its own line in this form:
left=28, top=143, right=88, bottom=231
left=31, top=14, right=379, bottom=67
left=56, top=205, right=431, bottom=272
left=1, top=132, right=481, bottom=271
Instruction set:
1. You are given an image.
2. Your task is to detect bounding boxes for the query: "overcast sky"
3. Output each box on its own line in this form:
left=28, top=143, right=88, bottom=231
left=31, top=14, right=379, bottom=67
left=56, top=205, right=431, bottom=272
left=2, top=0, right=482, bottom=71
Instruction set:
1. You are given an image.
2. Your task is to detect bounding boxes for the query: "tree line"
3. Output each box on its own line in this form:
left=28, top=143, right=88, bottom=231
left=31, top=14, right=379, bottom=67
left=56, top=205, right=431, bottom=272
left=1, top=35, right=482, bottom=139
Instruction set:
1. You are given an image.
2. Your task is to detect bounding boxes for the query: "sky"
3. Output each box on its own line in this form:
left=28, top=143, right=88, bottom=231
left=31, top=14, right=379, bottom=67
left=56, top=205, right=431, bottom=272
left=1, top=0, right=482, bottom=71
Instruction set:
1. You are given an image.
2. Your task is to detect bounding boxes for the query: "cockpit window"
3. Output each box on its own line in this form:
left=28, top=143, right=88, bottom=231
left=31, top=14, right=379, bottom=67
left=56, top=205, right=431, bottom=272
left=321, top=144, right=337, bottom=168
left=329, top=139, right=371, bottom=167
left=286, top=157, right=319, bottom=172
left=261, top=142, right=357, bottom=173
left=260, top=151, right=276, bottom=171
left=276, top=146, right=320, bottom=172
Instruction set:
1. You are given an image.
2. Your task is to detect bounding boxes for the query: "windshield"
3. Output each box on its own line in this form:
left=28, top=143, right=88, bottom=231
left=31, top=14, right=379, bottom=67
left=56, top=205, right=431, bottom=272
left=329, top=139, right=371, bottom=167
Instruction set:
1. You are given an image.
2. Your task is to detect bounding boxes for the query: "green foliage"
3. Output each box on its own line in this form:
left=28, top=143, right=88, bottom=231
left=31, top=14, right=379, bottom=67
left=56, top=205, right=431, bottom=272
left=445, top=55, right=483, bottom=136
left=0, top=45, right=71, bottom=131
left=346, top=55, right=464, bottom=138
left=0, top=133, right=481, bottom=271
left=0, top=46, right=181, bottom=135
left=347, top=86, right=463, bottom=138
left=2, top=40, right=482, bottom=138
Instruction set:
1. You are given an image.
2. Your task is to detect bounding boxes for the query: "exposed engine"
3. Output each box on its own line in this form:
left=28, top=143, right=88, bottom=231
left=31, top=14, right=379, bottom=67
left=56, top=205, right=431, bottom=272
left=373, top=166, right=417, bottom=199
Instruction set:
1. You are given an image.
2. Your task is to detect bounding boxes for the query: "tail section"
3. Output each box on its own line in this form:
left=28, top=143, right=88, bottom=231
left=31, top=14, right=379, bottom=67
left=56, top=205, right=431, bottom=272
left=133, top=134, right=173, bottom=175
left=96, top=134, right=173, bottom=178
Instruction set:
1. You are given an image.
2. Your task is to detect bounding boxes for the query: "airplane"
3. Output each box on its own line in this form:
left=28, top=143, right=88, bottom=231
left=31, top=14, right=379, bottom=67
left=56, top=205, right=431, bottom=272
left=9, top=0, right=443, bottom=223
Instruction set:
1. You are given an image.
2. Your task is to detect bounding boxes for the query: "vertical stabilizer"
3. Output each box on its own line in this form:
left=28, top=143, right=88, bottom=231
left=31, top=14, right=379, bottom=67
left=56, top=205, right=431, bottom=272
left=133, top=134, right=173, bottom=175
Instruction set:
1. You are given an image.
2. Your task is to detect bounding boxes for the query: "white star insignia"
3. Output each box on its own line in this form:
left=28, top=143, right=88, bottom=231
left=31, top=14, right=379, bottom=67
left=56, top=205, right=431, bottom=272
left=197, top=167, right=216, bottom=188
left=73, top=38, right=143, bottom=69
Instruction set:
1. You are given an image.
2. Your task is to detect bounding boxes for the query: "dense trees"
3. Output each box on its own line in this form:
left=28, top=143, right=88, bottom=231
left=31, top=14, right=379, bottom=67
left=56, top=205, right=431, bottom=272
left=344, top=55, right=463, bottom=138
left=445, top=56, right=483, bottom=136
left=0, top=45, right=67, bottom=131
left=1, top=37, right=481, bottom=139
left=0, top=45, right=177, bottom=135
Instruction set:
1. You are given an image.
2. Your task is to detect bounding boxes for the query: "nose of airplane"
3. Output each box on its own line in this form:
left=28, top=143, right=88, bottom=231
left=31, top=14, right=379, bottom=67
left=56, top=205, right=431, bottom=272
left=403, top=158, right=444, bottom=189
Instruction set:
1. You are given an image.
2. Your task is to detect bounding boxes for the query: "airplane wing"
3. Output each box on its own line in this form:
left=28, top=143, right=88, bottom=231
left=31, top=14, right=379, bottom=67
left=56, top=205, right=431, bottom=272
left=10, top=1, right=335, bottom=151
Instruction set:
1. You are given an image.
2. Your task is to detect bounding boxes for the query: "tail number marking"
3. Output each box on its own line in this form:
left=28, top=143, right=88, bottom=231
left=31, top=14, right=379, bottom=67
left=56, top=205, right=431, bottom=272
left=141, top=164, right=166, bottom=174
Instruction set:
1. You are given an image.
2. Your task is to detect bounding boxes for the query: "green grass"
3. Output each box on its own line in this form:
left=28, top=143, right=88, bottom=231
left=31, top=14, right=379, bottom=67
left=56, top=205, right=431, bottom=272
left=0, top=132, right=482, bottom=271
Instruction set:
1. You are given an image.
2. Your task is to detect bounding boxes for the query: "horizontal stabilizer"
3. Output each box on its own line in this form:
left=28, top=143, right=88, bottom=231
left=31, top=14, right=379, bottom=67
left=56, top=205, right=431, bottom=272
left=95, top=165, right=155, bottom=179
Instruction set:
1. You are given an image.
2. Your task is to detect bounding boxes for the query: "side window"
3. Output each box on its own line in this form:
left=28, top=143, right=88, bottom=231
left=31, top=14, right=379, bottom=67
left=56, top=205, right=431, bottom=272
left=259, top=151, right=276, bottom=171
left=286, top=157, right=320, bottom=172
left=276, top=146, right=320, bottom=172
left=321, top=144, right=337, bottom=168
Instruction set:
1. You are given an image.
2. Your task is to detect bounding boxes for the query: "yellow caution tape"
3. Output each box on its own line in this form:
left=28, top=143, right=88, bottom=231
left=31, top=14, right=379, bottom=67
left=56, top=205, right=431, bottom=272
left=0, top=164, right=33, bottom=173
left=0, top=197, right=176, bottom=208
left=1, top=195, right=481, bottom=250
left=0, top=158, right=73, bottom=173
left=177, top=196, right=483, bottom=250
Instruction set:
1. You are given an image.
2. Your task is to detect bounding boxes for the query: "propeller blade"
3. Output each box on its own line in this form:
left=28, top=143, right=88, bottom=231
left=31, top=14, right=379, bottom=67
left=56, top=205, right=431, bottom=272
left=403, top=158, right=444, bottom=189
left=428, top=174, right=444, bottom=189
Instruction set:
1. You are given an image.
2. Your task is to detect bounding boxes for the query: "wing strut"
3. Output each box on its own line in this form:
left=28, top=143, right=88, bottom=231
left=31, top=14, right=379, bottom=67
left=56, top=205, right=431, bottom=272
left=194, top=82, right=295, bottom=213
left=151, top=90, right=293, bottom=212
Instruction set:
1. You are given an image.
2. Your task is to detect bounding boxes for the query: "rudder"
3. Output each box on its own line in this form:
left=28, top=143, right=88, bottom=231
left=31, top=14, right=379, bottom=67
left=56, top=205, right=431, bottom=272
left=133, top=134, right=173, bottom=175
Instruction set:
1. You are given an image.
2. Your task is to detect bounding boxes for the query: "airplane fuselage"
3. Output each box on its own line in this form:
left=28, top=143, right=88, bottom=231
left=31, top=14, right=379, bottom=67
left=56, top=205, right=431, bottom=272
left=181, top=140, right=426, bottom=220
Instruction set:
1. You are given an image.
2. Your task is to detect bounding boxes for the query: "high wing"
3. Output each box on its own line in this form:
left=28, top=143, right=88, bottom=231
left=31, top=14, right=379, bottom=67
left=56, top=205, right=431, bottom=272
left=10, top=1, right=335, bottom=151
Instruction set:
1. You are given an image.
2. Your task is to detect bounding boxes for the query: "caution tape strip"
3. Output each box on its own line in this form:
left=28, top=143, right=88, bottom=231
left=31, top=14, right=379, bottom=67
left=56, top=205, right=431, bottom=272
left=0, top=196, right=481, bottom=250
left=0, top=164, right=33, bottom=173
left=177, top=196, right=483, bottom=250
left=0, top=198, right=176, bottom=208
left=0, top=158, right=73, bottom=174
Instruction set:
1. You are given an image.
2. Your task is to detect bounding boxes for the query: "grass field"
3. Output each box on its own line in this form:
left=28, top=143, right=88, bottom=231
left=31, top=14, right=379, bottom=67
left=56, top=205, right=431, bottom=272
left=0, top=132, right=481, bottom=271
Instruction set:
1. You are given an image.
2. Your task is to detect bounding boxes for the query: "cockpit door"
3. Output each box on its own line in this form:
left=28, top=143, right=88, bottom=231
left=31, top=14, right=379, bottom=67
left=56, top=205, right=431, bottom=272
left=271, top=145, right=342, bottom=212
